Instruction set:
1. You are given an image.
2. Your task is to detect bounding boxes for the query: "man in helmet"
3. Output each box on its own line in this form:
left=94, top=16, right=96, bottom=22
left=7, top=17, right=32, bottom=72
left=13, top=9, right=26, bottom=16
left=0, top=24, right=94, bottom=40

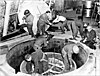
left=20, top=9, right=35, bottom=37
left=61, top=43, right=80, bottom=71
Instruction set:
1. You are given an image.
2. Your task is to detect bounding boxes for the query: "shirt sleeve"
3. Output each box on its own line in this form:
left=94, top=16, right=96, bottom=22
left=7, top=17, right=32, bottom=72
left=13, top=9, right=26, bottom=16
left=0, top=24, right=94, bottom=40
left=59, top=16, right=66, bottom=22
left=53, top=15, right=66, bottom=23
left=53, top=15, right=59, bottom=23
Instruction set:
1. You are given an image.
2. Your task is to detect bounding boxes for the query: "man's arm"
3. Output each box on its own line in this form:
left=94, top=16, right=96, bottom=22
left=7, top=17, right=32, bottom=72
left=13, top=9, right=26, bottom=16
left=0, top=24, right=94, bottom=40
left=67, top=52, right=72, bottom=67
left=41, top=14, right=52, bottom=26
left=22, top=16, right=26, bottom=20
left=46, top=20, right=52, bottom=25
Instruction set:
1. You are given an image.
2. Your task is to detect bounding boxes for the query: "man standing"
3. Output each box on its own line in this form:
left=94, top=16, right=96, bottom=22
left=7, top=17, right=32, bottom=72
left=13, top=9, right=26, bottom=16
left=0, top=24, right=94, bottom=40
left=75, top=16, right=84, bottom=37
left=36, top=11, right=52, bottom=37
left=20, top=9, right=35, bottom=37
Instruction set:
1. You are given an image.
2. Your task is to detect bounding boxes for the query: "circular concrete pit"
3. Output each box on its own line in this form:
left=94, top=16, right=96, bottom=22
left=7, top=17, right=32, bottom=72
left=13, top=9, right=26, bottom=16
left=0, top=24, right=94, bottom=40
left=6, top=38, right=89, bottom=75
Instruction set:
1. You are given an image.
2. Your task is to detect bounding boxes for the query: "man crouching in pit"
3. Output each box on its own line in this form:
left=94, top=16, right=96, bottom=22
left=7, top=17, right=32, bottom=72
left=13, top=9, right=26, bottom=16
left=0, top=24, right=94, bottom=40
left=61, top=44, right=80, bottom=71
left=25, top=35, right=54, bottom=75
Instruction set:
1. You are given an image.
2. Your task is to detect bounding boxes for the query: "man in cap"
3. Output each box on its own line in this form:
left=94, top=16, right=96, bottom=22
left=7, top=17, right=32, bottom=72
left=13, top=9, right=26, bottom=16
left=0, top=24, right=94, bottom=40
left=81, top=25, right=96, bottom=49
left=20, top=9, right=35, bottom=37
left=61, top=43, right=80, bottom=71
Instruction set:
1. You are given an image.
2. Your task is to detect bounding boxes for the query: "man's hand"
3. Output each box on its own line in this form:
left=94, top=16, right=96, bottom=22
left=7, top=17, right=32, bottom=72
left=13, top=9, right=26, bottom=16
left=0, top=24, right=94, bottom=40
left=22, top=16, right=26, bottom=20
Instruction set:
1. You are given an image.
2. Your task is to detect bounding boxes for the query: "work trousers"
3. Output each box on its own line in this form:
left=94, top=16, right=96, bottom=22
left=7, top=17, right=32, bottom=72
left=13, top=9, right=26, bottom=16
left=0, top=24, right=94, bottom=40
left=68, top=20, right=78, bottom=38
left=37, top=20, right=47, bottom=35
left=20, top=24, right=34, bottom=37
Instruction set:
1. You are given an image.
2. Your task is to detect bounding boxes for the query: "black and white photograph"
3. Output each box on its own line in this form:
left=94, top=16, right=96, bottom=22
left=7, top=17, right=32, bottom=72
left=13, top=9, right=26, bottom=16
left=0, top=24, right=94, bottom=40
left=0, top=0, right=100, bottom=76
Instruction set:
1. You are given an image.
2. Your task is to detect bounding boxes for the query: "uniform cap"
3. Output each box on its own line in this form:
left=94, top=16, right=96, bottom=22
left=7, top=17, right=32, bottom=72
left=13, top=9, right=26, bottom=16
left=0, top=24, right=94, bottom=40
left=25, top=54, right=32, bottom=61
left=24, top=9, right=30, bottom=15
left=73, top=45, right=79, bottom=54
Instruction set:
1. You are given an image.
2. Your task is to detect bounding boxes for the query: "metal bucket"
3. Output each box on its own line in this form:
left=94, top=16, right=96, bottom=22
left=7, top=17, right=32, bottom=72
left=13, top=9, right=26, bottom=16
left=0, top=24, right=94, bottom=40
left=84, top=1, right=93, bottom=9
left=83, top=9, right=93, bottom=17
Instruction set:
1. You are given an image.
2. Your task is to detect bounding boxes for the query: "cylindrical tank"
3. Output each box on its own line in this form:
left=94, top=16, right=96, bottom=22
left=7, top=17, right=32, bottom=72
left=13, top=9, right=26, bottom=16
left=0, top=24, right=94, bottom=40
left=84, top=1, right=94, bottom=9
left=83, top=0, right=94, bottom=17
left=83, top=9, right=93, bottom=17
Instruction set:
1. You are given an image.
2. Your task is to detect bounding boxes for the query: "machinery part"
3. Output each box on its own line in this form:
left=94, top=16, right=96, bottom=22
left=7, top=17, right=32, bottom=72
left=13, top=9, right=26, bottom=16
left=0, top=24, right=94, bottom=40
left=84, top=1, right=94, bottom=9
left=42, top=52, right=76, bottom=75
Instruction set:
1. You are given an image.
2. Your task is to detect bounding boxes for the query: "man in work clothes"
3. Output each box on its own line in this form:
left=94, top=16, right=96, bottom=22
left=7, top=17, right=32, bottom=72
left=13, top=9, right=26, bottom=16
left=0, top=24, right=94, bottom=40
left=20, top=9, right=35, bottom=37
left=36, top=11, right=52, bottom=37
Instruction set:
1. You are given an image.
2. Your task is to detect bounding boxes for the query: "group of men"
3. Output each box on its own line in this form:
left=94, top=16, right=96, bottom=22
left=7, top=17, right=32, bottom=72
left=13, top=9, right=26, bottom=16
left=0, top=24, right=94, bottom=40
left=19, top=9, right=97, bottom=75
left=20, top=9, right=84, bottom=39
left=21, top=9, right=95, bottom=41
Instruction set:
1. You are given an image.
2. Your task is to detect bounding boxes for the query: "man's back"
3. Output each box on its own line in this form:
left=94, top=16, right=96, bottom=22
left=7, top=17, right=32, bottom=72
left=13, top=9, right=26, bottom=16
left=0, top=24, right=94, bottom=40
left=25, top=14, right=34, bottom=25
left=38, top=13, right=49, bottom=24
left=62, top=43, right=75, bottom=58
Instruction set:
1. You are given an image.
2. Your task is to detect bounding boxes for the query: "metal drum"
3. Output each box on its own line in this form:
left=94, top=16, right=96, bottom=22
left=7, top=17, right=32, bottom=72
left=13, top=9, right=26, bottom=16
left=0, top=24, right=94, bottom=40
left=83, top=9, right=93, bottom=17
left=84, top=1, right=94, bottom=9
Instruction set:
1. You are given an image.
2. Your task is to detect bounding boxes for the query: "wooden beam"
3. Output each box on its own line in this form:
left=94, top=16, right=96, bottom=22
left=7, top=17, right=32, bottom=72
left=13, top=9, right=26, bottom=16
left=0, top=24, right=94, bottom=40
left=3, top=1, right=12, bottom=36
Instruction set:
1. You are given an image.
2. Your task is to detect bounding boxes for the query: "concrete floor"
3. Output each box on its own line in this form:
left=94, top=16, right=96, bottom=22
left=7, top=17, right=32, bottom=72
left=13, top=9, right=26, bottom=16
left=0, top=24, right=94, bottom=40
left=0, top=26, right=100, bottom=76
